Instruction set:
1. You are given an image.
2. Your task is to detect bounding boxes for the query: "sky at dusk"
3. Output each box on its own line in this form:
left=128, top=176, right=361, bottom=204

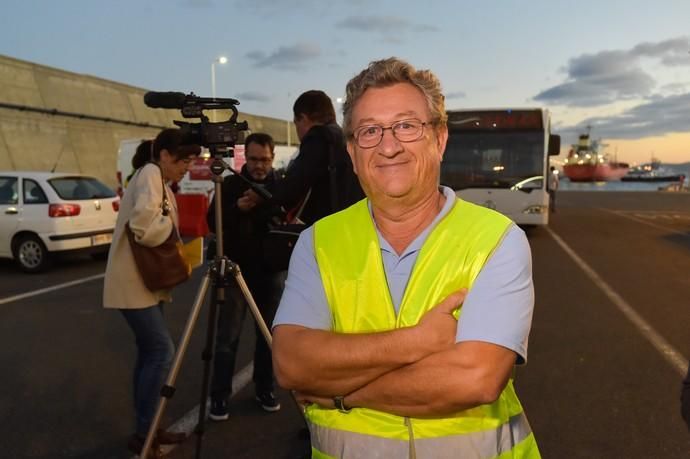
left=2, top=0, right=689, bottom=165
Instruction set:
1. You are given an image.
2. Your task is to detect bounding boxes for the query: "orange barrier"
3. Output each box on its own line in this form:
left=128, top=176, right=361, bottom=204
left=176, top=193, right=210, bottom=237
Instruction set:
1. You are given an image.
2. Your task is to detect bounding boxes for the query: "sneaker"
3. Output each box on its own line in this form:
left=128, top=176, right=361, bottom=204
left=255, top=391, right=281, bottom=412
left=209, top=399, right=229, bottom=421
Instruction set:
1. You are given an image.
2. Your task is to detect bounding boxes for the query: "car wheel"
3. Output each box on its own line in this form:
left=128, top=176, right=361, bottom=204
left=13, top=235, right=51, bottom=273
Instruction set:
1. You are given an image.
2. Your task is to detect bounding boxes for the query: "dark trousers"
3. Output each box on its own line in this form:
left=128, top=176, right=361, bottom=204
left=548, top=190, right=557, bottom=212
left=211, top=270, right=285, bottom=402
left=120, top=304, right=175, bottom=436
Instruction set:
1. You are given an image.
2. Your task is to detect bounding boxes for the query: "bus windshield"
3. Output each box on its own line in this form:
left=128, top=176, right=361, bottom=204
left=441, top=131, right=545, bottom=189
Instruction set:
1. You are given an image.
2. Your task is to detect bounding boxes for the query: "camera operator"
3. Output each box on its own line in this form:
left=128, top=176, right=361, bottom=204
left=244, top=90, right=364, bottom=224
left=206, top=133, right=284, bottom=420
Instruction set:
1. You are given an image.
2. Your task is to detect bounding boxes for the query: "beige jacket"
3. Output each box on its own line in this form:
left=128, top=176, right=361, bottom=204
left=103, top=163, right=179, bottom=309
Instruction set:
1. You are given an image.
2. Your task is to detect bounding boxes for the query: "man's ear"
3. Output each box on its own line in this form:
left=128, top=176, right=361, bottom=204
left=436, top=125, right=449, bottom=161
left=346, top=141, right=358, bottom=175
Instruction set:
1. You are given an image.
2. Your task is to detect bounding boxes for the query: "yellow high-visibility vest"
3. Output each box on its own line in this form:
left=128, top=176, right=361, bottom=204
left=308, top=197, right=540, bottom=458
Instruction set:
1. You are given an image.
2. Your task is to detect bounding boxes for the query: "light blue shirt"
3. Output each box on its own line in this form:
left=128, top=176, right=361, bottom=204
left=273, top=187, right=534, bottom=363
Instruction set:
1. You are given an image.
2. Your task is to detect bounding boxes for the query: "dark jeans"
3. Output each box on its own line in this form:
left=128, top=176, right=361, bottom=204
left=211, top=270, right=285, bottom=402
left=120, top=304, right=174, bottom=436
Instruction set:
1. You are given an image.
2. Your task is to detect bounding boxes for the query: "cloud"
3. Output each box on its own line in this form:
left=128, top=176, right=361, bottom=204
left=245, top=43, right=321, bottom=70
left=235, top=91, right=271, bottom=103
left=534, top=50, right=655, bottom=106
left=534, top=36, right=690, bottom=107
left=631, top=37, right=690, bottom=66
left=660, top=82, right=689, bottom=94
left=445, top=91, right=466, bottom=100
left=556, top=92, right=690, bottom=141
left=336, top=15, right=438, bottom=39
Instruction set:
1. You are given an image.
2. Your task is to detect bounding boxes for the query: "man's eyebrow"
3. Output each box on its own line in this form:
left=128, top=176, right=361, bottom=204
left=356, top=111, right=421, bottom=125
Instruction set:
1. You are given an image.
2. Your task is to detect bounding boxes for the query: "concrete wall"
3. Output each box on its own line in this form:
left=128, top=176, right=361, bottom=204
left=0, top=54, right=297, bottom=187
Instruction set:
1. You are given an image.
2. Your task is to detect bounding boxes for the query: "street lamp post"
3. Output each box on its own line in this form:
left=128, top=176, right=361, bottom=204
left=211, top=56, right=228, bottom=121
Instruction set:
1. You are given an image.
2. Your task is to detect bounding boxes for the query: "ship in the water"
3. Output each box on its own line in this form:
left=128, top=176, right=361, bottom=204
left=562, top=128, right=629, bottom=182
left=621, top=158, right=686, bottom=182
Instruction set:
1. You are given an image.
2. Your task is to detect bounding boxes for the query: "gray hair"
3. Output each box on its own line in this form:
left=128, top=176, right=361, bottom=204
left=342, top=57, right=447, bottom=138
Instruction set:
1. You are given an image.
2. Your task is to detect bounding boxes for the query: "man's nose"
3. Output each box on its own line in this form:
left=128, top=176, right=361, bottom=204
left=378, top=129, right=402, bottom=156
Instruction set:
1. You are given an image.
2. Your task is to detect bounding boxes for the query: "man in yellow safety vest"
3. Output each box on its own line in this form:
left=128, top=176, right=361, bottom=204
left=272, top=57, right=541, bottom=458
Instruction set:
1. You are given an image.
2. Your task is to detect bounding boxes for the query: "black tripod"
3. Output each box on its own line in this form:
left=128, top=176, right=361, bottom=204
left=140, top=148, right=284, bottom=459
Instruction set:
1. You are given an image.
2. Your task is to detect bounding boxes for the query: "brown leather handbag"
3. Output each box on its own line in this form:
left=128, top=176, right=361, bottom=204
left=126, top=166, right=191, bottom=291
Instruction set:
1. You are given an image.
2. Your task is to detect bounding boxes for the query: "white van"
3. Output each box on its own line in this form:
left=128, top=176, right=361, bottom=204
left=116, top=138, right=143, bottom=197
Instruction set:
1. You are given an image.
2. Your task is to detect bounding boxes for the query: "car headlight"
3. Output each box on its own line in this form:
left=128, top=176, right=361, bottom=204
left=522, top=205, right=547, bottom=214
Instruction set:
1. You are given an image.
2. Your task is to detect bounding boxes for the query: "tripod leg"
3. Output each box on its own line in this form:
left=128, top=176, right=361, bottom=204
left=140, top=270, right=212, bottom=459
left=230, top=267, right=309, bottom=427
left=193, top=262, right=225, bottom=459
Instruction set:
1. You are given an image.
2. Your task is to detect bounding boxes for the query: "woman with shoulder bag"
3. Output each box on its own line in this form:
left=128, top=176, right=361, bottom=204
left=103, top=129, right=200, bottom=457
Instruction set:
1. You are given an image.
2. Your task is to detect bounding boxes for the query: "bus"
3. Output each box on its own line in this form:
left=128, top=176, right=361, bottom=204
left=441, top=108, right=560, bottom=225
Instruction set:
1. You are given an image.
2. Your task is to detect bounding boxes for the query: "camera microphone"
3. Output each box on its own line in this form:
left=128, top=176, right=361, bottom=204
left=144, top=91, right=188, bottom=109
left=145, top=91, right=242, bottom=110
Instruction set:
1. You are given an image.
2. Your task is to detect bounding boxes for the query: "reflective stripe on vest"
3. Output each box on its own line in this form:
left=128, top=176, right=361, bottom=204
left=309, top=411, right=537, bottom=459
left=310, top=197, right=540, bottom=458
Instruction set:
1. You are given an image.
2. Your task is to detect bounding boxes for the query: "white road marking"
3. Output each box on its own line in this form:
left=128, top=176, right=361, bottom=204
left=161, top=362, right=254, bottom=454
left=546, top=226, right=688, bottom=376
left=600, top=208, right=690, bottom=237
left=0, top=273, right=105, bottom=305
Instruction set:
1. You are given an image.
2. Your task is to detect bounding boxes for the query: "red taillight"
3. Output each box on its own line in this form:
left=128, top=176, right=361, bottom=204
left=112, top=200, right=120, bottom=212
left=49, top=203, right=81, bottom=217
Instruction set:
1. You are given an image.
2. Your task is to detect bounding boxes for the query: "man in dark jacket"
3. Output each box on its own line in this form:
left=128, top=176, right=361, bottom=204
left=206, top=133, right=283, bottom=420
left=245, top=90, right=364, bottom=225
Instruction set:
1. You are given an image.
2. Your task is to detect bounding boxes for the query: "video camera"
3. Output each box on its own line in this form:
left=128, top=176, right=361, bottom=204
left=143, top=91, right=249, bottom=156
left=143, top=90, right=273, bottom=202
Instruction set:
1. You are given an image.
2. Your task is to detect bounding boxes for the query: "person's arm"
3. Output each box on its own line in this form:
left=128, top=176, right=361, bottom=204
left=273, top=290, right=465, bottom=397
left=271, top=227, right=466, bottom=396
left=334, top=341, right=515, bottom=417
left=128, top=164, right=173, bottom=247
left=298, top=225, right=535, bottom=416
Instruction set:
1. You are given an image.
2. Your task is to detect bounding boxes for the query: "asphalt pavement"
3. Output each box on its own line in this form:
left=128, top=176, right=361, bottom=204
left=0, top=190, right=689, bottom=458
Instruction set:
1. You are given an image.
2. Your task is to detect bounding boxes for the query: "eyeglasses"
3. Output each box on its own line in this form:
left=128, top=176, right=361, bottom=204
left=246, top=157, right=273, bottom=164
left=353, top=118, right=433, bottom=148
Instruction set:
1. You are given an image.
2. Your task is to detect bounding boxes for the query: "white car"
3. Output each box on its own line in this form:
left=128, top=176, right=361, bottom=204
left=0, top=171, right=119, bottom=272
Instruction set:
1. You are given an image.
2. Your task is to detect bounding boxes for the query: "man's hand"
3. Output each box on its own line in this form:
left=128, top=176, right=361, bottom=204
left=243, top=189, right=263, bottom=207
left=413, top=289, right=467, bottom=354
left=295, top=391, right=335, bottom=409
left=236, top=195, right=256, bottom=211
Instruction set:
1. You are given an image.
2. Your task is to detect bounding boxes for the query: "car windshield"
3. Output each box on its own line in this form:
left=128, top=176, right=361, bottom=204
left=441, top=131, right=545, bottom=189
left=49, top=177, right=116, bottom=200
